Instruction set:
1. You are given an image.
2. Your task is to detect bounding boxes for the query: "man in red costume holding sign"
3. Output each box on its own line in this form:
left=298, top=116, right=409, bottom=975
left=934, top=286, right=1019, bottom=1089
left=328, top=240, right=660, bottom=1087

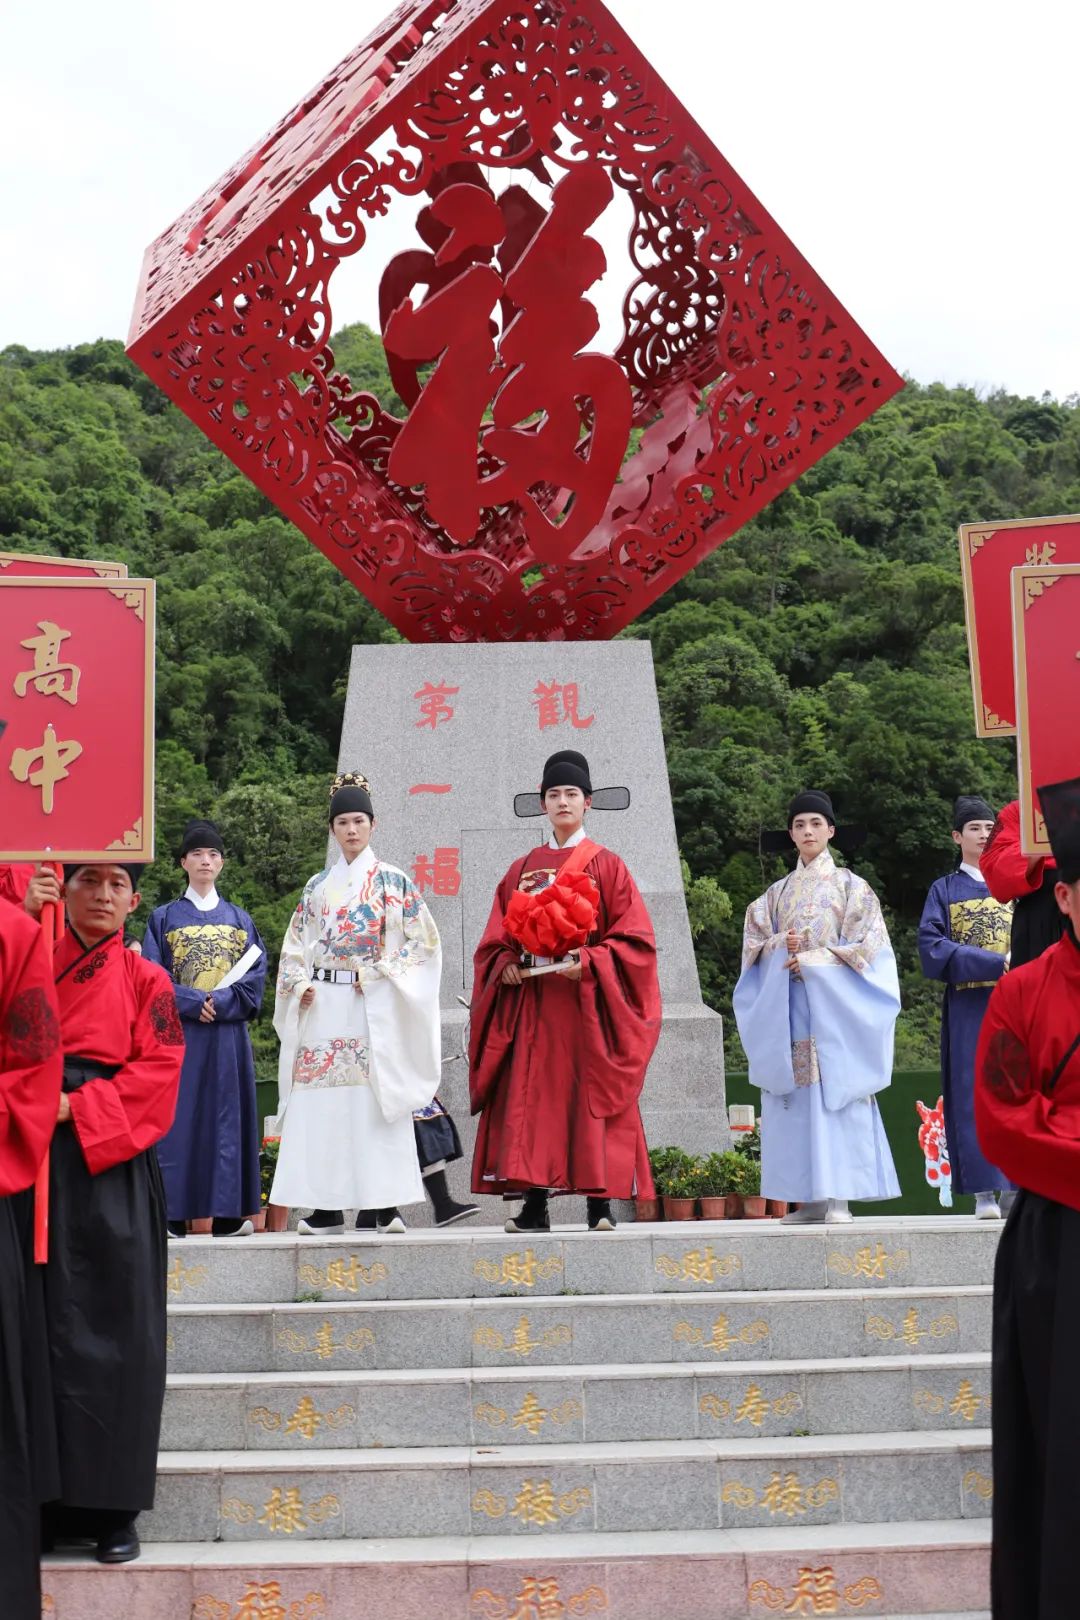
left=469, top=750, right=659, bottom=1233
left=23, top=861, right=184, bottom=1565
left=975, top=776, right=1080, bottom=1619
left=0, top=896, right=62, bottom=1620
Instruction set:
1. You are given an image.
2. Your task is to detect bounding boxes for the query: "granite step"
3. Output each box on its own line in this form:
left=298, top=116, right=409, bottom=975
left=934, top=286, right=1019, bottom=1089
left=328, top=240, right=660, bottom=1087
left=162, top=1351, right=993, bottom=1450
left=143, top=1431, right=993, bottom=1542
left=167, top=1284, right=992, bottom=1373
left=164, top=1219, right=1002, bottom=1305
left=41, top=1520, right=992, bottom=1617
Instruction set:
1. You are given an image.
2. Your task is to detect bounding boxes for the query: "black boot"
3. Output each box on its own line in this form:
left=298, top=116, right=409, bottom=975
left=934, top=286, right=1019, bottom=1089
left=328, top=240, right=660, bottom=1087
left=376, top=1207, right=406, bottom=1233
left=166, top=1220, right=186, bottom=1240
left=354, top=1208, right=378, bottom=1230
left=212, top=1216, right=254, bottom=1237
left=587, top=1197, right=616, bottom=1232
left=297, top=1209, right=345, bottom=1235
left=425, top=1169, right=480, bottom=1228
left=505, top=1189, right=550, bottom=1234
left=96, top=1517, right=140, bottom=1564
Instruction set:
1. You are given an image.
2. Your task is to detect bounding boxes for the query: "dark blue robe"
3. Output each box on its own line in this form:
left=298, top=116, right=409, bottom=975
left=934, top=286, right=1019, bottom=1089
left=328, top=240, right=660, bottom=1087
left=142, top=896, right=266, bottom=1220
left=918, top=869, right=1012, bottom=1195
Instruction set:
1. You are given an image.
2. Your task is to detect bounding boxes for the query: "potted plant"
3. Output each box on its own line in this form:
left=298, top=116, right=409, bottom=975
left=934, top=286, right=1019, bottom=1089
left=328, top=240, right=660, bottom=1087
left=733, top=1153, right=767, bottom=1219
left=697, top=1152, right=735, bottom=1220
left=261, top=1137, right=289, bottom=1232
left=651, top=1150, right=697, bottom=1220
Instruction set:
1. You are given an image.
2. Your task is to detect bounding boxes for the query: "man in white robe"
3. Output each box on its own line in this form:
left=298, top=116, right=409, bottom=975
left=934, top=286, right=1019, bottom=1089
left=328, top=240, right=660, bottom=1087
left=733, top=791, right=901, bottom=1224
left=271, top=773, right=441, bottom=1234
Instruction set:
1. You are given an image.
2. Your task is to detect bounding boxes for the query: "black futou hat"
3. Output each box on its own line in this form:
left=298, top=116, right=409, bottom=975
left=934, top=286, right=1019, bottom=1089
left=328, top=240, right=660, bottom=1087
left=759, top=791, right=864, bottom=858
left=1038, top=777, right=1080, bottom=885
left=178, top=818, right=225, bottom=861
left=953, top=795, right=995, bottom=832
left=515, top=751, right=630, bottom=818
left=328, top=771, right=374, bottom=823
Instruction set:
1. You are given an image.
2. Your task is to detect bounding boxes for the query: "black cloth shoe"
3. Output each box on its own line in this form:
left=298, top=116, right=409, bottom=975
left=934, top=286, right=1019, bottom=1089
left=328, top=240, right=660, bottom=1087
left=376, top=1208, right=406, bottom=1234
left=505, top=1190, right=550, bottom=1234
left=166, top=1220, right=186, bottom=1240
left=354, top=1209, right=378, bottom=1230
left=96, top=1520, right=140, bottom=1563
left=587, top=1198, right=616, bottom=1232
left=425, top=1169, right=480, bottom=1227
left=212, top=1217, right=254, bottom=1237
left=297, top=1209, right=345, bottom=1235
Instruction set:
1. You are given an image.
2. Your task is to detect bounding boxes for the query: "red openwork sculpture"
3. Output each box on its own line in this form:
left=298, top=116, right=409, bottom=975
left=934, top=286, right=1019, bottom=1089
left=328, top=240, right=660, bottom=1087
left=128, top=0, right=902, bottom=643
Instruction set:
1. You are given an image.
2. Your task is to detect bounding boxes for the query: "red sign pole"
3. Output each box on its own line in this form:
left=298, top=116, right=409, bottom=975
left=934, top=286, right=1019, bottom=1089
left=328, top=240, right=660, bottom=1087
left=33, top=862, right=63, bottom=1264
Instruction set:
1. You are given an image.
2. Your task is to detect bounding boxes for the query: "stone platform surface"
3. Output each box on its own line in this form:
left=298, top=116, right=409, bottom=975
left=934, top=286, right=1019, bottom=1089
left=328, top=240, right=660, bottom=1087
left=45, top=1219, right=998, bottom=1616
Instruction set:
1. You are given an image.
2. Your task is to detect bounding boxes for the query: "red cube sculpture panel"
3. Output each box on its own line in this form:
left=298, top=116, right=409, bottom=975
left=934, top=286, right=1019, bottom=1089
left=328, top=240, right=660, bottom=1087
left=128, top=0, right=902, bottom=643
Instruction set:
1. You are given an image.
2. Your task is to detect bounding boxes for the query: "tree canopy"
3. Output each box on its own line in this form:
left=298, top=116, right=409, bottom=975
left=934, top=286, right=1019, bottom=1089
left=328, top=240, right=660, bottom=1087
left=3, top=327, right=1076, bottom=1071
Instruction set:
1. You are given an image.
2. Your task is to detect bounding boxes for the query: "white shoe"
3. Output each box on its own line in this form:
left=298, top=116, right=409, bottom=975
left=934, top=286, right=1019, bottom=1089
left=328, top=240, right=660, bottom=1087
left=824, top=1200, right=855, bottom=1224
left=975, top=1195, right=1002, bottom=1221
left=214, top=1219, right=254, bottom=1238
left=297, top=1218, right=345, bottom=1236
left=780, top=1201, right=829, bottom=1225
left=377, top=1214, right=406, bottom=1234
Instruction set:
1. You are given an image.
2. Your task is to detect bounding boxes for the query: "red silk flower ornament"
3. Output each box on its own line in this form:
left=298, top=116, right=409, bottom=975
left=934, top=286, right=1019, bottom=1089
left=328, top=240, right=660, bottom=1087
left=504, top=869, right=601, bottom=958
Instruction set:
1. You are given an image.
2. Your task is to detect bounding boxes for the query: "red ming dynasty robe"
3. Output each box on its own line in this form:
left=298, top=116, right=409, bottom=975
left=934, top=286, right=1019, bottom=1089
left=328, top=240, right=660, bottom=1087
left=975, top=929, right=1080, bottom=1620
left=469, top=838, right=660, bottom=1199
left=0, top=899, right=62, bottom=1620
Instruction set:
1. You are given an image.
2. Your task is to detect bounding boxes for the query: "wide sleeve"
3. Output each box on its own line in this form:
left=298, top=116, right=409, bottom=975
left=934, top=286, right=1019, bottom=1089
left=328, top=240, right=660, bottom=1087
left=141, top=906, right=206, bottom=1020
left=209, top=914, right=267, bottom=1023
left=0, top=865, right=33, bottom=908
left=468, top=863, right=529, bottom=1115
left=357, top=871, right=443, bottom=1123
left=800, top=875, right=900, bottom=1109
left=918, top=879, right=1007, bottom=985
left=975, top=974, right=1080, bottom=1210
left=733, top=890, right=796, bottom=1098
left=577, top=853, right=662, bottom=1118
left=66, top=962, right=184, bottom=1175
left=981, top=800, right=1047, bottom=903
left=0, top=909, right=63, bottom=1195
left=272, top=876, right=320, bottom=1118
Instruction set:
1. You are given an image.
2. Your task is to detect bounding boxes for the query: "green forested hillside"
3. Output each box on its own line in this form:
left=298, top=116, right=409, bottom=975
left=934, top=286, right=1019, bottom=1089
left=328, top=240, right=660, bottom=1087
left=2, top=330, right=1076, bottom=1070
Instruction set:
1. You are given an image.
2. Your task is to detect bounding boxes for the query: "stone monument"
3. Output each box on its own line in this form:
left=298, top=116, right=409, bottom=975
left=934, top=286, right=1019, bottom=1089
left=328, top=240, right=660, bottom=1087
left=338, top=637, right=724, bottom=1218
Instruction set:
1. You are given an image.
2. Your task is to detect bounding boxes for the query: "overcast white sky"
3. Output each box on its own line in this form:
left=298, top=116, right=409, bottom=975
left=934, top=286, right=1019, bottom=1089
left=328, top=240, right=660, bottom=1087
left=1, top=1, right=1075, bottom=399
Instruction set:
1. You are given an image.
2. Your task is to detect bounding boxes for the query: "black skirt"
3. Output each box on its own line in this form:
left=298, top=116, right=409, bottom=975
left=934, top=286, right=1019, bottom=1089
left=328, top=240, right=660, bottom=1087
left=0, top=1194, right=45, bottom=1620
left=43, top=1107, right=167, bottom=1512
left=990, top=1190, right=1080, bottom=1618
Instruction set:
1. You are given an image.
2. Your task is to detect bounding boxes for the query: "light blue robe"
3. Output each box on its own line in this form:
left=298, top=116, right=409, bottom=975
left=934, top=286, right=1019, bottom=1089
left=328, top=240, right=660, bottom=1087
left=733, top=849, right=901, bottom=1202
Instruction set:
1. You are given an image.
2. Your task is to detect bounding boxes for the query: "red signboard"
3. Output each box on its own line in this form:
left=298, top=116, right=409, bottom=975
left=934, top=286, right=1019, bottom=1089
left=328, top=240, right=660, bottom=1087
left=1012, top=563, right=1080, bottom=856
left=959, top=514, right=1080, bottom=736
left=0, top=550, right=127, bottom=579
left=0, top=578, right=155, bottom=861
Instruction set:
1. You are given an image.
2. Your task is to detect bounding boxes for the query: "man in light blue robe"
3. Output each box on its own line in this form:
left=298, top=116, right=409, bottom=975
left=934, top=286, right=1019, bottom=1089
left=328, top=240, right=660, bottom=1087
left=733, top=791, right=901, bottom=1223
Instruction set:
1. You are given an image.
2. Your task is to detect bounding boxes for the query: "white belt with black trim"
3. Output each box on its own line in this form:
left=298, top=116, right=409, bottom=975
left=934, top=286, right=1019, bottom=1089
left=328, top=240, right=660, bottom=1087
left=312, top=965, right=360, bottom=984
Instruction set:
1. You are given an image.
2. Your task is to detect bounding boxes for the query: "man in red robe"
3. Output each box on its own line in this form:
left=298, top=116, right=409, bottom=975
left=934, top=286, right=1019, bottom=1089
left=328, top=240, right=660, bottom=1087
left=23, top=861, right=184, bottom=1565
left=975, top=776, right=1080, bottom=1620
left=0, top=898, right=63, bottom=1620
left=469, top=750, right=660, bottom=1233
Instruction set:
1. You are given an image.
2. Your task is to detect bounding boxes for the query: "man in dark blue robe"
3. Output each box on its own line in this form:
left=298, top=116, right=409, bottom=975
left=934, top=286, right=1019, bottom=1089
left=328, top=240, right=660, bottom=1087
left=143, top=820, right=266, bottom=1237
left=919, top=795, right=1012, bottom=1217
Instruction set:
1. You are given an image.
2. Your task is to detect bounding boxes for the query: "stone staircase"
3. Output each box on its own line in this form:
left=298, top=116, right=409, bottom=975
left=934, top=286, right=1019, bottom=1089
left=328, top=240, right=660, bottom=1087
left=42, top=1216, right=997, bottom=1619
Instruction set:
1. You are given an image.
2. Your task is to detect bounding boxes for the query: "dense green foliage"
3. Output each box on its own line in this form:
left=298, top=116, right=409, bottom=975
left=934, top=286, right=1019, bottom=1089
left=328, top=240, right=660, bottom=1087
left=3, top=327, right=1077, bottom=1071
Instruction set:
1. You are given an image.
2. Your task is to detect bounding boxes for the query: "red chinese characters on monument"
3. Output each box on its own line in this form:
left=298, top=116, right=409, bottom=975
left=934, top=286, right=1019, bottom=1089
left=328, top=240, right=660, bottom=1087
left=414, top=681, right=459, bottom=729
left=532, top=680, right=594, bottom=731
left=127, top=0, right=901, bottom=643
left=0, top=579, right=156, bottom=861
left=383, top=168, right=631, bottom=560
left=412, top=847, right=461, bottom=897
